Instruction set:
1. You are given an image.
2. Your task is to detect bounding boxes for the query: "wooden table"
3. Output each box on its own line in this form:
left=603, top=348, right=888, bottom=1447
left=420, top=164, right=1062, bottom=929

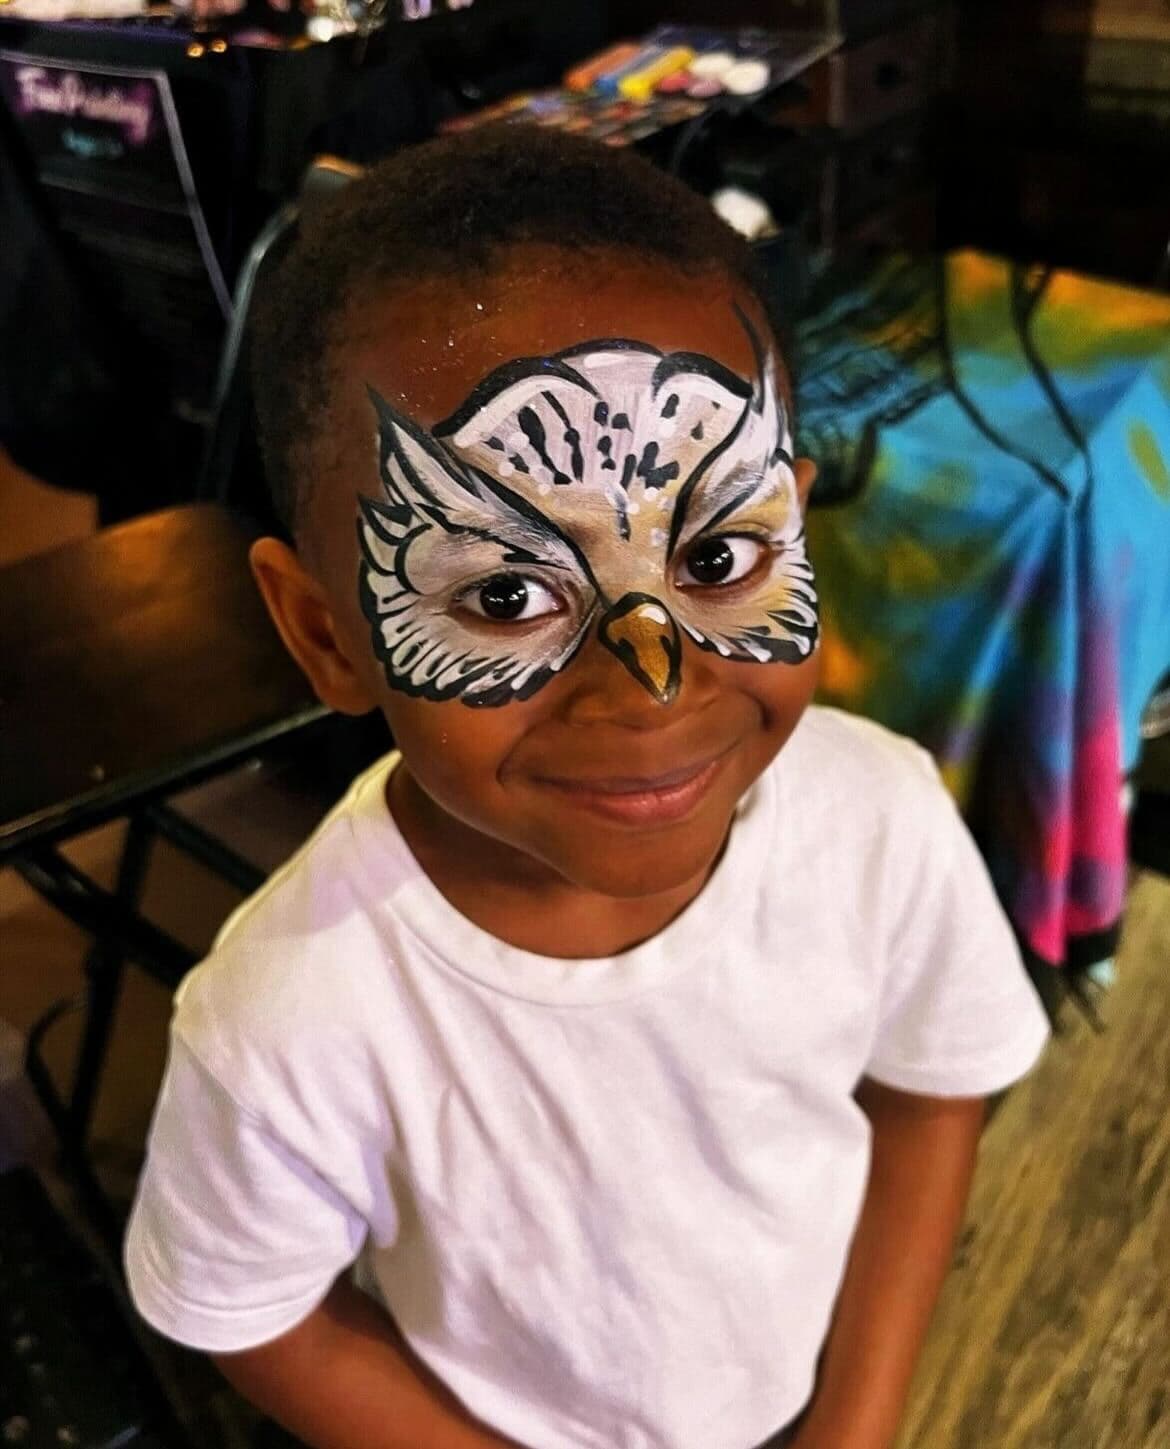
left=0, top=504, right=327, bottom=1241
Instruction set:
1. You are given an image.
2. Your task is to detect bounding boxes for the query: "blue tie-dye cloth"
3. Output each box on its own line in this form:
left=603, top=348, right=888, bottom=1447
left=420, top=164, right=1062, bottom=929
left=796, top=251, right=1170, bottom=982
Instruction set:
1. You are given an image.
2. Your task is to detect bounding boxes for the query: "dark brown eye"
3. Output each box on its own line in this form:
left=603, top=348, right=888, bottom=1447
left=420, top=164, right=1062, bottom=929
left=678, top=536, right=766, bottom=588
left=685, top=538, right=736, bottom=584
left=464, top=574, right=562, bottom=622
left=478, top=575, right=529, bottom=619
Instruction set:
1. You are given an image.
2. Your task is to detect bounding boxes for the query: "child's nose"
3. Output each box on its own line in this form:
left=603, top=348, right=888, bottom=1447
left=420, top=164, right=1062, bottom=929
left=596, top=593, right=682, bottom=705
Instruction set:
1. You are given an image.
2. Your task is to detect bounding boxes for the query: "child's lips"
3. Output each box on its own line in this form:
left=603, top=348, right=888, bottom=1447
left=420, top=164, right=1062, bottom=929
left=532, top=751, right=731, bottom=826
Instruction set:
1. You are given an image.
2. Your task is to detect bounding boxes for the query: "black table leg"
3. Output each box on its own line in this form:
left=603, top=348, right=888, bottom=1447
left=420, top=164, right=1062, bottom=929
left=68, top=812, right=155, bottom=1148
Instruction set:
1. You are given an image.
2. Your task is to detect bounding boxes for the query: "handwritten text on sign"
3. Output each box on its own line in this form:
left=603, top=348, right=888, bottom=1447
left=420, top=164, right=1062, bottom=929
left=9, top=66, right=155, bottom=147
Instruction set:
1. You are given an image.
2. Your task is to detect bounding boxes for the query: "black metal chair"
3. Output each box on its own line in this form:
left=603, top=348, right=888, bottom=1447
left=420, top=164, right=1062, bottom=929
left=0, top=160, right=367, bottom=1246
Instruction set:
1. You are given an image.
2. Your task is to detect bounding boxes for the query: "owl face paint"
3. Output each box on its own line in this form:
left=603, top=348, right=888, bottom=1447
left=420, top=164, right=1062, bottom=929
left=356, top=307, right=818, bottom=708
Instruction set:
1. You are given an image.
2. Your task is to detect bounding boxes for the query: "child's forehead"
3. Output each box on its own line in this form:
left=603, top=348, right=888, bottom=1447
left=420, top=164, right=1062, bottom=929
left=335, top=248, right=772, bottom=431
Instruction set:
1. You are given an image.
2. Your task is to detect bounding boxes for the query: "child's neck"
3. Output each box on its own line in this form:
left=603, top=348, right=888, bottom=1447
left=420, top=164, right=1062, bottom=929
left=386, top=765, right=718, bottom=960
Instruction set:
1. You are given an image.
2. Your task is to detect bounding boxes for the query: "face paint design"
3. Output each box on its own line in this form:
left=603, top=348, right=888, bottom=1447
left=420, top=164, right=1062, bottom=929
left=356, top=308, right=818, bottom=707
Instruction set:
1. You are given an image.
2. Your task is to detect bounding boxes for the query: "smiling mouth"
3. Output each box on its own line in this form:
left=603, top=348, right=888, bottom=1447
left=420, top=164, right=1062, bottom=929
left=533, top=751, right=732, bottom=826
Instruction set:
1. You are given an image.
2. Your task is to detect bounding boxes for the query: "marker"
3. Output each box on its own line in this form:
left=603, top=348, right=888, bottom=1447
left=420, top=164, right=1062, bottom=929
left=565, top=41, right=641, bottom=93
left=594, top=44, right=668, bottom=96
left=619, top=46, right=696, bottom=102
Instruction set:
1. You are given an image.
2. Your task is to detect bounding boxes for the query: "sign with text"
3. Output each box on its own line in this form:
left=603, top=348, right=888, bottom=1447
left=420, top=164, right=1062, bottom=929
left=1, top=51, right=231, bottom=407
left=0, top=52, right=230, bottom=314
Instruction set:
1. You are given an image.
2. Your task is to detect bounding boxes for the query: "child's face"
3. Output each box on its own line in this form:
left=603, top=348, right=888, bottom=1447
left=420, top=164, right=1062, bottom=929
left=266, top=249, right=819, bottom=899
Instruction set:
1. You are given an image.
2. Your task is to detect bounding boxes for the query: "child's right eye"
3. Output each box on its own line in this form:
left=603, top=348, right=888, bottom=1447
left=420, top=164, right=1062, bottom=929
left=460, top=574, right=563, bottom=622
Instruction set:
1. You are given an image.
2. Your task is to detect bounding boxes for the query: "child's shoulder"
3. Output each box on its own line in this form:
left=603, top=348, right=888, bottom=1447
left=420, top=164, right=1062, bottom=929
left=792, top=703, right=936, bottom=767
left=783, top=705, right=946, bottom=822
left=172, top=752, right=400, bottom=1085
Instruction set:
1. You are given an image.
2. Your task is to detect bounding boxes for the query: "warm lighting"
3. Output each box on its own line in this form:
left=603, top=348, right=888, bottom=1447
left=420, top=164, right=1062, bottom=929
left=186, top=42, right=205, bottom=58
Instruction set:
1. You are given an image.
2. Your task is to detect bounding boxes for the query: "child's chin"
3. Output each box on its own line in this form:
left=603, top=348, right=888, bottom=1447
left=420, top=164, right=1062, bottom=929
left=555, top=827, right=726, bottom=901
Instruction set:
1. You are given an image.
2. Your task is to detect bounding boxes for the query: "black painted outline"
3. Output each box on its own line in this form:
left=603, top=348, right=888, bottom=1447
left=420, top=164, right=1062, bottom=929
left=664, top=303, right=791, bottom=559
left=359, top=386, right=602, bottom=705
left=359, top=320, right=813, bottom=709
left=597, top=591, right=683, bottom=706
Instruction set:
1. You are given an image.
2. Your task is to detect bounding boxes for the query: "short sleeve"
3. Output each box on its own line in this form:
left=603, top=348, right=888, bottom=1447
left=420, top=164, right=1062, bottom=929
left=864, top=759, right=1050, bottom=1098
left=124, top=1032, right=367, bottom=1353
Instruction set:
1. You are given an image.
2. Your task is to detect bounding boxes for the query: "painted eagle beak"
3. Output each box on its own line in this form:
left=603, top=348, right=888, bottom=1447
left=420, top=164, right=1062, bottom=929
left=597, top=592, right=683, bottom=705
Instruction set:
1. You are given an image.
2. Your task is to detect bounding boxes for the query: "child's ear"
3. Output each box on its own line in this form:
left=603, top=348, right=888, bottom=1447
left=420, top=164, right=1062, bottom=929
left=793, top=458, right=817, bottom=512
left=249, top=537, right=378, bottom=716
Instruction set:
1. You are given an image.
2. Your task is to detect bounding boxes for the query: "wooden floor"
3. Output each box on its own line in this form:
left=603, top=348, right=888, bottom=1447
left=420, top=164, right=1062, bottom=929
left=898, top=869, right=1170, bottom=1449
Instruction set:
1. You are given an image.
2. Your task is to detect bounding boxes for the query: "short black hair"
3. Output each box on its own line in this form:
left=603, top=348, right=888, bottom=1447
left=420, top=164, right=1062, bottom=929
left=252, top=125, right=785, bottom=538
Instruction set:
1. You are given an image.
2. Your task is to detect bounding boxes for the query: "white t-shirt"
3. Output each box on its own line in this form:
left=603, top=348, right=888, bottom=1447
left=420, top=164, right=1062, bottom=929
left=125, top=707, right=1049, bottom=1449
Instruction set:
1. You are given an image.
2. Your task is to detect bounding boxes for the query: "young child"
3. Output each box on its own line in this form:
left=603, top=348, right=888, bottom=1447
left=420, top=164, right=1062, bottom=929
left=125, top=129, right=1049, bottom=1449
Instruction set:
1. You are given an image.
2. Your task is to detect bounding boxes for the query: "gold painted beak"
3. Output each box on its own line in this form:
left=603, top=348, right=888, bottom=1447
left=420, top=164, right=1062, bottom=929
left=598, top=593, right=683, bottom=705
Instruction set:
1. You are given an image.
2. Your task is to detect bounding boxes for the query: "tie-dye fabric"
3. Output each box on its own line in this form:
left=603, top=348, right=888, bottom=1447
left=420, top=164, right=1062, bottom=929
left=796, top=250, right=1170, bottom=983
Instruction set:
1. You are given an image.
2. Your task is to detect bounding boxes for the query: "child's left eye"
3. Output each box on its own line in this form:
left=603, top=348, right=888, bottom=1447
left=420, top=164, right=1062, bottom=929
left=676, top=536, right=766, bottom=588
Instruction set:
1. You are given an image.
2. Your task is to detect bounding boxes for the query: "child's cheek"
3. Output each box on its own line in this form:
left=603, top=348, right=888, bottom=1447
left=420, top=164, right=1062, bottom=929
left=747, top=648, right=821, bottom=735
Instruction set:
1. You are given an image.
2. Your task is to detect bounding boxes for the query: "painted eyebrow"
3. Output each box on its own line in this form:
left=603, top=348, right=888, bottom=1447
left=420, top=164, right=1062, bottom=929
left=665, top=394, right=753, bottom=560
left=678, top=465, right=772, bottom=540
left=665, top=421, right=794, bottom=558
left=468, top=465, right=604, bottom=595
left=664, top=301, right=791, bottom=554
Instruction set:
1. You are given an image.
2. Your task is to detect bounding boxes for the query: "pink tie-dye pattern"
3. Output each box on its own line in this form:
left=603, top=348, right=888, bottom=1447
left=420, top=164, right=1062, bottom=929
left=1027, top=617, right=1127, bottom=964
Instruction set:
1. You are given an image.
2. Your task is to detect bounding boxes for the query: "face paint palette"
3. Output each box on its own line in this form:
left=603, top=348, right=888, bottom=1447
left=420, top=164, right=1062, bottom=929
left=439, top=85, right=707, bottom=147
left=439, top=23, right=836, bottom=149
left=357, top=311, right=819, bottom=709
